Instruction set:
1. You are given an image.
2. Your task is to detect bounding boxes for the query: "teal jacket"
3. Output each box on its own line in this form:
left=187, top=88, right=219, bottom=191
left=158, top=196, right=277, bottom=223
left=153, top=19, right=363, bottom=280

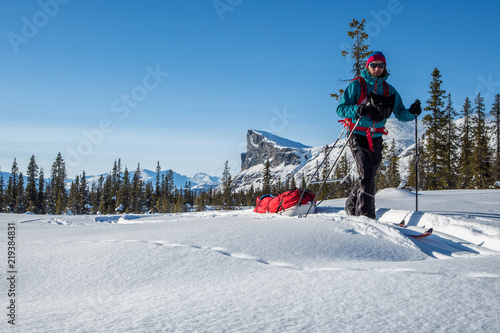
left=336, top=68, right=415, bottom=138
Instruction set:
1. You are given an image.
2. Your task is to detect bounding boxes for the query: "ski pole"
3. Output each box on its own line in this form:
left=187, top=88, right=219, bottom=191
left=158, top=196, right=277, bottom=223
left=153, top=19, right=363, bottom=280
left=304, top=116, right=362, bottom=217
left=415, top=112, right=419, bottom=212
left=314, top=163, right=356, bottom=208
left=297, top=126, right=347, bottom=207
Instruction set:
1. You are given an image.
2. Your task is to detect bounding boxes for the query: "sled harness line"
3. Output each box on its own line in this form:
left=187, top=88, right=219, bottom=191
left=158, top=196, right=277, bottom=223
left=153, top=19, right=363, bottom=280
left=339, top=119, right=388, bottom=152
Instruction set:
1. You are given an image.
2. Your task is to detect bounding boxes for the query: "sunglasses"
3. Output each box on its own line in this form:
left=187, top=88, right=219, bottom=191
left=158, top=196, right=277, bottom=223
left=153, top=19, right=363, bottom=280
left=369, top=63, right=386, bottom=69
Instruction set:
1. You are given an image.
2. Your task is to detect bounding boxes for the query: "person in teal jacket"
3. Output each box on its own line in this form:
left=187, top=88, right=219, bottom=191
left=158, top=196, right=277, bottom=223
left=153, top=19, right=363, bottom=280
left=336, top=51, right=421, bottom=219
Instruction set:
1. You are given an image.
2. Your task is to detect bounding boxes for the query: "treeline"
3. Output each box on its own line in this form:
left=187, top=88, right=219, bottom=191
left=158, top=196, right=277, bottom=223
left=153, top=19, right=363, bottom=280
left=0, top=156, right=242, bottom=215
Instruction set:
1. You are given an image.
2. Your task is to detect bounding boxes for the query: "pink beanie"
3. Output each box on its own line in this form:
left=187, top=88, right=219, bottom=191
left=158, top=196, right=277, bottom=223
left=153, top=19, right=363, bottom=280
left=366, top=51, right=386, bottom=67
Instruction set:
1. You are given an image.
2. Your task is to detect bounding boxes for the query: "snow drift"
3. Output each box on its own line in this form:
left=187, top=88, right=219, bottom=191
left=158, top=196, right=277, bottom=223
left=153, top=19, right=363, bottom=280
left=3, top=189, right=500, bottom=332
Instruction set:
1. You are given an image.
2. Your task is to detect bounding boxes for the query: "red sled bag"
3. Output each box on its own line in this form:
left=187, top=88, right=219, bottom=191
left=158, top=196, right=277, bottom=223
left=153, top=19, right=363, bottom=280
left=254, top=194, right=275, bottom=213
left=268, top=195, right=282, bottom=213
left=279, top=188, right=315, bottom=211
left=254, top=188, right=316, bottom=214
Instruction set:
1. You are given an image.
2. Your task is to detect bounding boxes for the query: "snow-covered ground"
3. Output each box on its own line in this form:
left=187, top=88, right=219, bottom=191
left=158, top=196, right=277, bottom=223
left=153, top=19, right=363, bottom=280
left=2, top=189, right=500, bottom=332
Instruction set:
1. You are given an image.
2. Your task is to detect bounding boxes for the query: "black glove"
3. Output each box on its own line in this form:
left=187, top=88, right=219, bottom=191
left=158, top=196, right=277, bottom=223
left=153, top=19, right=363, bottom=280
left=409, top=100, right=422, bottom=116
left=357, top=104, right=377, bottom=117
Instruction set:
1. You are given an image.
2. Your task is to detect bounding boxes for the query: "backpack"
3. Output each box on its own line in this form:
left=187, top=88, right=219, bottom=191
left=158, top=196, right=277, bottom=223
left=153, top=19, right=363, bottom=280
left=354, top=76, right=390, bottom=105
left=339, top=77, right=393, bottom=151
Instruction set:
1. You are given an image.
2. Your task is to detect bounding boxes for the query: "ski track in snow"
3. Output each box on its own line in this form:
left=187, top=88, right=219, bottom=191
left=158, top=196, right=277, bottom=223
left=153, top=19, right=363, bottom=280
left=21, top=198, right=500, bottom=273
left=16, top=197, right=500, bottom=265
left=26, top=237, right=500, bottom=278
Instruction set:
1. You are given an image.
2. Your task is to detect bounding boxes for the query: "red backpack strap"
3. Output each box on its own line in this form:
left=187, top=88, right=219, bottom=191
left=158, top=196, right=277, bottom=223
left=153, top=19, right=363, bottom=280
left=352, top=77, right=368, bottom=105
left=382, top=81, right=390, bottom=97
left=339, top=118, right=354, bottom=131
left=339, top=119, right=388, bottom=152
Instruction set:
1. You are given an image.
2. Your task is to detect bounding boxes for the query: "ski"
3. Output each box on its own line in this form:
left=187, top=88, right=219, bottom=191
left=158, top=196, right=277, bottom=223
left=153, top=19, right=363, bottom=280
left=394, top=219, right=433, bottom=238
left=407, top=228, right=433, bottom=238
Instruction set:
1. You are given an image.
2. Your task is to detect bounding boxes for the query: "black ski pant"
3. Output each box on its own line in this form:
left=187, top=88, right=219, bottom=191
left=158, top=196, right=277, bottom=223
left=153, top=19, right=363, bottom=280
left=345, top=134, right=383, bottom=219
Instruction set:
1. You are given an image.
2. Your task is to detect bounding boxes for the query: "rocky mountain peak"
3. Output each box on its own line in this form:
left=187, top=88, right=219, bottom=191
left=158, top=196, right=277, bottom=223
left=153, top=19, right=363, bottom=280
left=240, top=130, right=311, bottom=171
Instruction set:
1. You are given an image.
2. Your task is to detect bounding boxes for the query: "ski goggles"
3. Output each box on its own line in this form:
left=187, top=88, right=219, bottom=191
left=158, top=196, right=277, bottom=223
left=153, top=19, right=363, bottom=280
left=368, top=63, right=386, bottom=69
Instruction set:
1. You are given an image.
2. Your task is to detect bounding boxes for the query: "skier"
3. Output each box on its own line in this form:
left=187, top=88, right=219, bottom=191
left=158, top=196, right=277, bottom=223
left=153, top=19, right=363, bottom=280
left=336, top=51, right=421, bottom=219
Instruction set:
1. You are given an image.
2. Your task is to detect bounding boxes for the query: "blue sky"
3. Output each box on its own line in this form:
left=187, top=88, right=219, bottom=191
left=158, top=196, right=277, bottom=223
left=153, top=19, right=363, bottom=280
left=1, top=0, right=499, bottom=179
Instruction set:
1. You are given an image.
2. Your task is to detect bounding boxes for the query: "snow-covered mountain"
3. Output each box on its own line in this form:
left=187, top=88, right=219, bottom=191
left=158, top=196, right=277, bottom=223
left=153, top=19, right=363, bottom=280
left=233, top=119, right=419, bottom=192
left=82, top=170, right=220, bottom=191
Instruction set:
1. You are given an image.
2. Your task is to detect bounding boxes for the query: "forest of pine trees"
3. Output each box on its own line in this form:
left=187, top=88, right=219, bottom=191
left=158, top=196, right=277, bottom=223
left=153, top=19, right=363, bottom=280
left=406, top=69, right=500, bottom=191
left=0, top=156, right=233, bottom=215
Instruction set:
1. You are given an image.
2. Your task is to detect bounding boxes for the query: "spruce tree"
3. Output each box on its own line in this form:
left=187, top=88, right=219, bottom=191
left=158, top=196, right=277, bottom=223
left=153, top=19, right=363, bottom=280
left=156, top=173, right=165, bottom=213
left=144, top=181, right=154, bottom=213
left=490, top=94, right=500, bottom=181
left=16, top=172, right=25, bottom=213
left=331, top=18, right=371, bottom=100
left=99, top=175, right=113, bottom=214
left=37, top=168, right=46, bottom=214
left=183, top=182, right=193, bottom=211
left=111, top=159, right=122, bottom=210
left=49, top=153, right=68, bottom=214
left=161, top=170, right=175, bottom=213
left=221, top=160, right=233, bottom=210
left=116, top=167, right=131, bottom=213
left=6, top=159, right=19, bottom=213
left=442, top=94, right=459, bottom=188
left=67, top=176, right=80, bottom=214
left=154, top=161, right=162, bottom=212
left=422, top=68, right=448, bottom=189
left=26, top=155, right=39, bottom=213
left=93, top=175, right=105, bottom=214
left=471, top=93, right=491, bottom=188
left=131, top=164, right=143, bottom=213
left=262, top=159, right=272, bottom=195
left=458, top=97, right=474, bottom=188
left=80, top=171, right=90, bottom=214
